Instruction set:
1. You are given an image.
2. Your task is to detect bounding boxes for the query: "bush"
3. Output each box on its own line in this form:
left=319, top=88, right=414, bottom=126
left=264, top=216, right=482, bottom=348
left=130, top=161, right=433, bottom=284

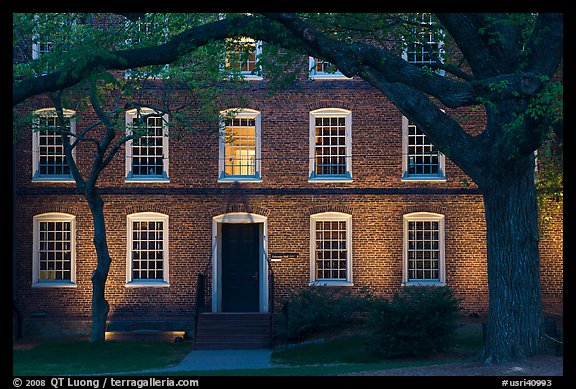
left=274, top=286, right=371, bottom=342
left=366, top=286, right=462, bottom=358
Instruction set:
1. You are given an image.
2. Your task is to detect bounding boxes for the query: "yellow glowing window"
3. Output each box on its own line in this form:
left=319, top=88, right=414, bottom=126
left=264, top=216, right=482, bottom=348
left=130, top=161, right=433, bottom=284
left=224, top=118, right=256, bottom=176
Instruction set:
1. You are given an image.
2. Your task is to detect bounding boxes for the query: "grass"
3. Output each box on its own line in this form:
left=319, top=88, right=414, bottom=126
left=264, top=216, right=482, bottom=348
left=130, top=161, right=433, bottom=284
left=13, top=339, right=192, bottom=376
left=13, top=323, right=486, bottom=376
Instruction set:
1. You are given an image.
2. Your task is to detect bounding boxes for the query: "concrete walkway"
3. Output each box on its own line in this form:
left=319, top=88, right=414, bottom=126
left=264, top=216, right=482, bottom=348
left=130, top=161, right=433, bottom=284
left=126, top=348, right=282, bottom=374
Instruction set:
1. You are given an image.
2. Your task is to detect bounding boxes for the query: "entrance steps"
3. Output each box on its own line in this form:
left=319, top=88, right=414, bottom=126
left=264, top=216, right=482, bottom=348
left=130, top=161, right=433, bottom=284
left=194, top=313, right=272, bottom=350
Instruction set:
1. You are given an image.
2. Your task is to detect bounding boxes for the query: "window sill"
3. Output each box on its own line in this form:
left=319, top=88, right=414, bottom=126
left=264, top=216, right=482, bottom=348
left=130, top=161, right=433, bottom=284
left=218, top=177, right=262, bottom=183
left=310, top=281, right=354, bottom=287
left=125, top=177, right=170, bottom=183
left=32, top=177, right=75, bottom=183
left=309, top=74, right=352, bottom=80
left=125, top=281, right=170, bottom=288
left=308, top=177, right=353, bottom=183
left=402, top=281, right=446, bottom=287
left=32, top=281, right=77, bottom=288
left=401, top=175, right=446, bottom=182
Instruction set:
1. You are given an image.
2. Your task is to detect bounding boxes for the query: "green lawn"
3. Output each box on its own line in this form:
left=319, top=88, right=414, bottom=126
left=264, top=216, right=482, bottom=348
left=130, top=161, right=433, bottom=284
left=13, top=339, right=192, bottom=376
left=13, top=323, right=485, bottom=376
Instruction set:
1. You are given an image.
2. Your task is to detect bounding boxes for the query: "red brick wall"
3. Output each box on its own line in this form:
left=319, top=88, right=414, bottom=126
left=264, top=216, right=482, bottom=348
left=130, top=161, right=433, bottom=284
left=13, top=74, right=563, bottom=337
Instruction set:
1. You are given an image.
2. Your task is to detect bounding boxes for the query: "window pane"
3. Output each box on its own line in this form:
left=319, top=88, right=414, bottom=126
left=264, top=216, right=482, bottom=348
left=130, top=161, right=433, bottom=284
left=38, top=220, right=72, bottom=281
left=315, top=219, right=348, bottom=281
left=223, top=119, right=257, bottom=177
left=131, top=220, right=165, bottom=280
left=314, top=116, right=348, bottom=176
left=407, top=121, right=440, bottom=176
left=131, top=115, right=164, bottom=177
left=407, top=219, right=440, bottom=281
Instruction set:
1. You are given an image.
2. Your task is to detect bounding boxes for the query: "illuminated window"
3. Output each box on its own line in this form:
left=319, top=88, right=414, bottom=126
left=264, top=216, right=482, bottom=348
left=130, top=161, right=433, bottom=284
left=225, top=37, right=262, bottom=79
left=126, top=212, right=169, bottom=286
left=401, top=116, right=445, bottom=181
left=32, top=213, right=76, bottom=287
left=125, top=108, right=169, bottom=182
left=309, top=108, right=352, bottom=182
left=310, top=212, right=353, bottom=286
left=32, top=108, right=75, bottom=181
left=218, top=109, right=262, bottom=182
left=403, top=212, right=445, bottom=285
left=308, top=57, right=350, bottom=79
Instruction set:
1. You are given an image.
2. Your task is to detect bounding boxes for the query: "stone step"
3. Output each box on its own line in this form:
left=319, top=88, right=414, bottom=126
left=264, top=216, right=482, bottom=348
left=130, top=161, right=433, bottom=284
left=194, top=313, right=272, bottom=350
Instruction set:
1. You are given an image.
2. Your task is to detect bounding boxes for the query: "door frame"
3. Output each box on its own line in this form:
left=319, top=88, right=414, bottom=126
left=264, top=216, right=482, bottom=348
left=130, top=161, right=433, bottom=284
left=211, top=212, right=268, bottom=313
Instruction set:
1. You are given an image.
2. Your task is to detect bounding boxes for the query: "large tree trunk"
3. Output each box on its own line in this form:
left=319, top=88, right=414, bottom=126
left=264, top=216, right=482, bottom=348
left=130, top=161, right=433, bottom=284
left=480, top=155, right=545, bottom=363
left=86, top=190, right=112, bottom=343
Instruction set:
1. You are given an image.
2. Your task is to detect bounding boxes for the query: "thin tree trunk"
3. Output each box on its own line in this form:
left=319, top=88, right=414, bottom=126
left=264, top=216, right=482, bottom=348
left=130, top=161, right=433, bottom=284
left=481, top=157, right=545, bottom=363
left=86, top=190, right=112, bottom=343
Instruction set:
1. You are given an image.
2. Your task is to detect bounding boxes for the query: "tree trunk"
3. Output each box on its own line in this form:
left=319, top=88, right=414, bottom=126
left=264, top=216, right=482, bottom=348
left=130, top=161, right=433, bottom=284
left=480, top=156, right=545, bottom=363
left=86, top=190, right=112, bottom=343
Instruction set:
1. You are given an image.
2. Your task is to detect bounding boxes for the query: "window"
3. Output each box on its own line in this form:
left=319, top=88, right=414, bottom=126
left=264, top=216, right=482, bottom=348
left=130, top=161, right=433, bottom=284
left=402, top=116, right=445, bottom=181
left=32, top=108, right=75, bottom=181
left=125, top=108, right=169, bottom=182
left=308, top=57, right=350, bottom=79
left=403, top=212, right=445, bottom=285
left=124, top=14, right=169, bottom=79
left=218, top=109, right=262, bottom=182
left=126, top=212, right=169, bottom=286
left=309, top=108, right=352, bottom=182
left=404, top=13, right=445, bottom=76
left=310, top=212, right=353, bottom=286
left=224, top=37, right=262, bottom=80
left=32, top=213, right=76, bottom=287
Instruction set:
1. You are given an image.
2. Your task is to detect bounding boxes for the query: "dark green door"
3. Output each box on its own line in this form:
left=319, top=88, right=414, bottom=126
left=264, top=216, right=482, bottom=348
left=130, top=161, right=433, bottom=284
left=221, top=223, right=260, bottom=312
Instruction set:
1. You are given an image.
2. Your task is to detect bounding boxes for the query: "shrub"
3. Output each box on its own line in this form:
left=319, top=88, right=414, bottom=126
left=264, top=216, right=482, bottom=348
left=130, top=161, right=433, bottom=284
left=366, top=286, right=462, bottom=358
left=274, top=286, right=371, bottom=342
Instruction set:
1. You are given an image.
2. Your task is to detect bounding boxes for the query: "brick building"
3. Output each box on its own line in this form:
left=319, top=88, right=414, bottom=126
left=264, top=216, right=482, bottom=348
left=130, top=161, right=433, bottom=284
left=13, top=15, right=563, bottom=341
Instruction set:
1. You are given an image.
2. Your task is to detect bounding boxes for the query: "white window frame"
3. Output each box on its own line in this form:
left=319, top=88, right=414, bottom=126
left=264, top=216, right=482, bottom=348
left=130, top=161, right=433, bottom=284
left=126, top=212, right=170, bottom=287
left=123, top=15, right=170, bottom=79
left=32, top=213, right=76, bottom=288
left=310, top=212, right=353, bottom=286
left=223, top=37, right=263, bottom=80
left=308, top=57, right=351, bottom=80
left=32, top=108, right=76, bottom=182
left=402, top=212, right=446, bottom=286
left=402, top=13, right=445, bottom=76
left=125, top=108, right=170, bottom=183
left=309, top=108, right=352, bottom=182
left=401, top=115, right=446, bottom=181
left=218, top=108, right=262, bottom=182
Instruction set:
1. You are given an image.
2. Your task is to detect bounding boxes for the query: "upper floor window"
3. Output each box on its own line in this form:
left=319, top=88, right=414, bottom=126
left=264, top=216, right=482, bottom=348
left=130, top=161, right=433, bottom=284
left=126, top=212, right=170, bottom=286
left=125, top=108, right=169, bottom=182
left=403, top=212, right=446, bottom=286
left=218, top=108, right=262, bottom=182
left=404, top=13, right=445, bottom=76
left=224, top=37, right=262, bottom=80
left=401, top=116, right=445, bottom=181
left=32, top=213, right=76, bottom=287
left=310, top=212, right=353, bottom=286
left=309, top=108, right=352, bottom=182
left=124, top=14, right=169, bottom=79
left=308, top=57, right=350, bottom=80
left=32, top=108, right=75, bottom=182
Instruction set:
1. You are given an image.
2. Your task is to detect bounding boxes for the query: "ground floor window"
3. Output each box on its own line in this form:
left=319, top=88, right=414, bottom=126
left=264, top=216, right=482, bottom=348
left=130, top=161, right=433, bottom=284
left=32, top=213, right=76, bottom=287
left=310, top=212, right=353, bottom=286
left=403, top=212, right=445, bottom=285
left=126, top=212, right=170, bottom=286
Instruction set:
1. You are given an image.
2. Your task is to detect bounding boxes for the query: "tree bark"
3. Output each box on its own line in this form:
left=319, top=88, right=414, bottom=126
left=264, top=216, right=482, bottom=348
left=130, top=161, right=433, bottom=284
left=480, top=154, right=544, bottom=363
left=86, top=190, right=112, bottom=343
